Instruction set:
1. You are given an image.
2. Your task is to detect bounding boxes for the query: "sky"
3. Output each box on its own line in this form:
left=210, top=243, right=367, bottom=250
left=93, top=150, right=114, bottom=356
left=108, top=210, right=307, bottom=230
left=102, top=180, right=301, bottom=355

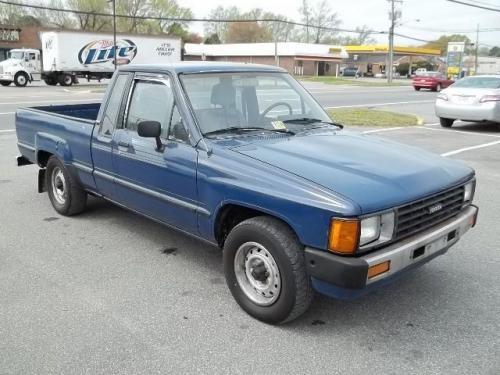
left=178, top=0, right=500, bottom=47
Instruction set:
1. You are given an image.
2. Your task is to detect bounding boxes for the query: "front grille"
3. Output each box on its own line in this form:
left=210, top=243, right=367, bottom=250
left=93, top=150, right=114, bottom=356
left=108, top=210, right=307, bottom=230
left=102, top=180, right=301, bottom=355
left=395, top=185, right=465, bottom=239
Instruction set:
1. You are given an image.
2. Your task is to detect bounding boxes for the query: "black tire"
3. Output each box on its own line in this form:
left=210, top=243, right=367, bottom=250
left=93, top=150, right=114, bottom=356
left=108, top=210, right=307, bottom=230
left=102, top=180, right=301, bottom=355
left=45, top=156, right=87, bottom=216
left=223, top=216, right=313, bottom=324
left=440, top=118, right=454, bottom=128
left=58, top=74, right=73, bottom=86
left=44, top=77, right=57, bottom=86
left=14, top=72, right=28, bottom=87
left=0, top=80, right=11, bottom=86
left=414, top=86, right=421, bottom=91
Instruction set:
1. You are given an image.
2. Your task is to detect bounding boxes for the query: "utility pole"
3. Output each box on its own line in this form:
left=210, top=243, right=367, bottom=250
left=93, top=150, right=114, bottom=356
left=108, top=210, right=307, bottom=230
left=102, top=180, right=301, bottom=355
left=474, top=23, right=479, bottom=75
left=274, top=21, right=279, bottom=67
left=387, top=0, right=402, bottom=83
left=109, top=0, right=117, bottom=70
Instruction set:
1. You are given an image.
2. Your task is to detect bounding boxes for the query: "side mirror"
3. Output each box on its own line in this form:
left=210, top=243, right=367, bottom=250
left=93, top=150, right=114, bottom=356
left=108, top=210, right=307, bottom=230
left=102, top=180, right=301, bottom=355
left=138, top=120, right=164, bottom=152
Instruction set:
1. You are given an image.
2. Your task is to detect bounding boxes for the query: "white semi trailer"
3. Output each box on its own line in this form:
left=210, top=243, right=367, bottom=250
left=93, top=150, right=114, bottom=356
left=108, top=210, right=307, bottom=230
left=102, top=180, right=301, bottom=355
left=0, top=30, right=181, bottom=87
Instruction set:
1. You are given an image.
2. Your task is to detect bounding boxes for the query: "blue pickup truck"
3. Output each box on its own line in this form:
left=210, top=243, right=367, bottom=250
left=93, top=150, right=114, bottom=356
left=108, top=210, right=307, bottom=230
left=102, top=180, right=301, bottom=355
left=16, top=62, right=478, bottom=323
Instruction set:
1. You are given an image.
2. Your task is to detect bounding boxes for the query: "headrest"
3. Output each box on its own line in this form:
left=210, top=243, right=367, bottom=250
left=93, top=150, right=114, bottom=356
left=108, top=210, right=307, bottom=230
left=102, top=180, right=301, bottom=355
left=210, top=81, right=236, bottom=107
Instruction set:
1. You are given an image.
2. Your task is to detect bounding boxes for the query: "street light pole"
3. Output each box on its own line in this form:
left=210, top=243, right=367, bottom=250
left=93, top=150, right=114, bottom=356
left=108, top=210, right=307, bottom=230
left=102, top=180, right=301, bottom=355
left=474, top=23, right=479, bottom=75
left=388, top=0, right=395, bottom=83
left=111, top=0, right=117, bottom=70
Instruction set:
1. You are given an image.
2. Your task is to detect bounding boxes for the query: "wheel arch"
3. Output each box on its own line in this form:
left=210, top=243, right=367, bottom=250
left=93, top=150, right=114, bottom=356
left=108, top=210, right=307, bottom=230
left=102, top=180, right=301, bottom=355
left=213, top=202, right=300, bottom=248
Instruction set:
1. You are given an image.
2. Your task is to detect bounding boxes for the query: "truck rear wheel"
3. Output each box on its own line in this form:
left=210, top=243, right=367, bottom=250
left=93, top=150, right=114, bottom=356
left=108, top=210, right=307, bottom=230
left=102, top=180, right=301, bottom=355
left=58, top=74, right=73, bottom=87
left=45, top=156, right=87, bottom=216
left=14, top=72, right=28, bottom=87
left=0, top=80, right=11, bottom=86
left=223, top=216, right=313, bottom=324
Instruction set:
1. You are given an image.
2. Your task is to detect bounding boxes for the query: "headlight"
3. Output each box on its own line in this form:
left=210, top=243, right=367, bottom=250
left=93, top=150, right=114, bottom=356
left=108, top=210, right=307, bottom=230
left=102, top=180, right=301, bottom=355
left=437, top=93, right=448, bottom=101
left=328, top=211, right=395, bottom=255
left=464, top=181, right=475, bottom=202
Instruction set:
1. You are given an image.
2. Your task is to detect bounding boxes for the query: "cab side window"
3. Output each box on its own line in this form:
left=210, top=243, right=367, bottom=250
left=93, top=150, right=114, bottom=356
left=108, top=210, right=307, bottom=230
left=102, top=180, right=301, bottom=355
left=101, top=74, right=129, bottom=136
left=125, top=78, right=189, bottom=143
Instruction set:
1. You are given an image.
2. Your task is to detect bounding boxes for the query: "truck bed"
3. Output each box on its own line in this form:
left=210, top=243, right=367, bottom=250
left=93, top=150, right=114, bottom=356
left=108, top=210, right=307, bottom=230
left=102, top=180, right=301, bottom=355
left=29, top=103, right=101, bottom=121
left=16, top=102, right=101, bottom=191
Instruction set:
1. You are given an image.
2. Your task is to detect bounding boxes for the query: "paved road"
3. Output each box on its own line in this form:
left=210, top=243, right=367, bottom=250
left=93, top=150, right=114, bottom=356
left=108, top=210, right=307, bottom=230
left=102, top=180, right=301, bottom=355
left=1, top=83, right=499, bottom=374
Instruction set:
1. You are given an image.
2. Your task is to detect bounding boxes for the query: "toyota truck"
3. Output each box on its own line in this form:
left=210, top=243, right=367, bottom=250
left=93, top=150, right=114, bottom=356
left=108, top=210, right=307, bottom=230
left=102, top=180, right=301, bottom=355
left=15, top=62, right=478, bottom=324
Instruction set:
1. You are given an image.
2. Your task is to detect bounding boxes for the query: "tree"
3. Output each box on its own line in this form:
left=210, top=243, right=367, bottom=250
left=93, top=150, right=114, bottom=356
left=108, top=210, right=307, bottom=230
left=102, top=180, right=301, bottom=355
left=226, top=21, right=272, bottom=43
left=67, top=0, right=110, bottom=32
left=203, top=6, right=240, bottom=43
left=204, top=33, right=221, bottom=44
left=489, top=46, right=500, bottom=57
left=32, top=0, right=75, bottom=29
left=422, top=34, right=472, bottom=56
left=299, top=0, right=311, bottom=43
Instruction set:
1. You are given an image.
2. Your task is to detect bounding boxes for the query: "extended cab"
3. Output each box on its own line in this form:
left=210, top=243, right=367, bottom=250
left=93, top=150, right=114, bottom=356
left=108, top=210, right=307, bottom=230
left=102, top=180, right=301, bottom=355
left=16, top=63, right=478, bottom=323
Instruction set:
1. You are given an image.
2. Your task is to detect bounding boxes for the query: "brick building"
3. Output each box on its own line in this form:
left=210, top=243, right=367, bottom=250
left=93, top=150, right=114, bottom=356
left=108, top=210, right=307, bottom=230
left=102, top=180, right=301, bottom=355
left=0, top=25, right=42, bottom=61
left=184, top=42, right=348, bottom=76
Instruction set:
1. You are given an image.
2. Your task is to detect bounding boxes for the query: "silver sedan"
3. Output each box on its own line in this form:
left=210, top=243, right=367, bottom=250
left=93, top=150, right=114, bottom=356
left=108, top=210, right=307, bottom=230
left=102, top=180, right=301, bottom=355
left=435, top=75, right=500, bottom=127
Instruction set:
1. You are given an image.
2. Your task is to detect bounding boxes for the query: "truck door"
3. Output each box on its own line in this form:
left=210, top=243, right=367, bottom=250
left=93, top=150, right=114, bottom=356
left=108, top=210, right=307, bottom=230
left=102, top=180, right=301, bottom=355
left=26, top=52, right=41, bottom=81
left=91, top=72, right=132, bottom=200
left=112, top=73, right=199, bottom=234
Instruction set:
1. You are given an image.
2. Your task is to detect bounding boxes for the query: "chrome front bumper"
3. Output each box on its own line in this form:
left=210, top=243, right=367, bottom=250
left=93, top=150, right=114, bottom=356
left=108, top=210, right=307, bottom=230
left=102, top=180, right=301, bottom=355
left=363, top=205, right=478, bottom=285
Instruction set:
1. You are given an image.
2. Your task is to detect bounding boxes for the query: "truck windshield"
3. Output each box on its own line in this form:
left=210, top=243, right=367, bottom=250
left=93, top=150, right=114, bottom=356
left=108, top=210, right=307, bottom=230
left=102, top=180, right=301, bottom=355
left=8, top=51, right=24, bottom=60
left=180, top=72, right=331, bottom=136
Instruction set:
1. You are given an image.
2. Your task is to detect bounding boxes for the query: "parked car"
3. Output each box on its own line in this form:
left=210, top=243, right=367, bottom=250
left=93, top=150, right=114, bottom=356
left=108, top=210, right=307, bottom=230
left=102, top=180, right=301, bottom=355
left=435, top=75, right=500, bottom=127
left=16, top=62, right=478, bottom=324
left=341, top=67, right=361, bottom=77
left=413, top=72, right=454, bottom=92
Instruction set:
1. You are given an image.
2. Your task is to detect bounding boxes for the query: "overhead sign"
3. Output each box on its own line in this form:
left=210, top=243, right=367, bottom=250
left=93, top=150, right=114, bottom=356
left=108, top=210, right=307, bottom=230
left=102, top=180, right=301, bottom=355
left=0, top=28, right=20, bottom=42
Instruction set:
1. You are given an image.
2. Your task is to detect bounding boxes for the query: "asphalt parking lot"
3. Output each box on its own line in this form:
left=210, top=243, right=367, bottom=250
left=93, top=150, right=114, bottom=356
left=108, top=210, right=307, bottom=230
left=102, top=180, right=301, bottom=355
left=1, top=83, right=499, bottom=374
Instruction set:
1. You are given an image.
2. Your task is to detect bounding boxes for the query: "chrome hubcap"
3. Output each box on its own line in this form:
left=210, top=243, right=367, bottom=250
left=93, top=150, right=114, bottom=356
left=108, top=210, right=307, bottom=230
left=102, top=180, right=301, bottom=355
left=51, top=167, right=66, bottom=205
left=18, top=76, right=26, bottom=84
left=234, top=242, right=281, bottom=306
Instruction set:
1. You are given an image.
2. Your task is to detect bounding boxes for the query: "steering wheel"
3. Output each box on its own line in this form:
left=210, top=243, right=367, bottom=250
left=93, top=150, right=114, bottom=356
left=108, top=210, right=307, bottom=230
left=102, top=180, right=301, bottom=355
left=260, top=102, right=293, bottom=118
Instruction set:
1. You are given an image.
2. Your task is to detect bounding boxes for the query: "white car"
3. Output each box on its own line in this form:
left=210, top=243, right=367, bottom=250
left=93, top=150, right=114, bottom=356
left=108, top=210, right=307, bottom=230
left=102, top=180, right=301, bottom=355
left=435, top=75, right=500, bottom=127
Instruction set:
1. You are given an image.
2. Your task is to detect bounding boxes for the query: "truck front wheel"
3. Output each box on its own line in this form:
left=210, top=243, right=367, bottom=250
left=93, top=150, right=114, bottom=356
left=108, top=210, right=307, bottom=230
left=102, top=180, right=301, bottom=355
left=45, top=156, right=87, bottom=216
left=223, top=216, right=313, bottom=324
left=14, top=72, right=28, bottom=87
left=0, top=80, right=11, bottom=86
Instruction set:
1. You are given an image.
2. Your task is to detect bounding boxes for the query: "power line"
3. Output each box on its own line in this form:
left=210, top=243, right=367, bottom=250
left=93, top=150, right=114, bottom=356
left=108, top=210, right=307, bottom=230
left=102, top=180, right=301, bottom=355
left=402, top=25, right=500, bottom=33
left=445, top=0, right=500, bottom=12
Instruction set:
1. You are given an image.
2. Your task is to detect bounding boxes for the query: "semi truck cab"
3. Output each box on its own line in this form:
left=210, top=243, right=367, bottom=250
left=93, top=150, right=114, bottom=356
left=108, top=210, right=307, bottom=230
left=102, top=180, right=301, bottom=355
left=0, top=48, right=41, bottom=87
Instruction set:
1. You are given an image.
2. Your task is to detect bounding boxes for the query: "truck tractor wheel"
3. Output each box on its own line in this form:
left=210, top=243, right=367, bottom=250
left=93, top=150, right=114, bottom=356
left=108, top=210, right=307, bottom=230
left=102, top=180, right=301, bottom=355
left=59, top=74, right=73, bottom=87
left=45, top=156, right=87, bottom=216
left=0, top=80, right=11, bottom=86
left=223, top=216, right=313, bottom=324
left=14, top=72, right=28, bottom=87
left=44, top=77, right=57, bottom=86
left=440, top=118, right=454, bottom=128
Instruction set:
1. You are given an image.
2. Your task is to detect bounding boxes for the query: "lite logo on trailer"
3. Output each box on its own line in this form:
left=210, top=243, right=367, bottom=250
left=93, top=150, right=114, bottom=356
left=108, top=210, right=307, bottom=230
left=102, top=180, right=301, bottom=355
left=78, top=39, right=138, bottom=65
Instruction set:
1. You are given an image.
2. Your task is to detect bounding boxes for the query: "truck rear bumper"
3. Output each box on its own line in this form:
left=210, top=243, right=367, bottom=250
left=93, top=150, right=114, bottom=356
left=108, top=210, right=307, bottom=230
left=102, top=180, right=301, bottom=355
left=305, top=205, right=478, bottom=299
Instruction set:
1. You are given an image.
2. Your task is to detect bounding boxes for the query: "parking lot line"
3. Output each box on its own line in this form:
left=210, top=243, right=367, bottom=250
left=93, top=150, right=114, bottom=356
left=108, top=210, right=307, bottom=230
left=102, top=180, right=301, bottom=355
left=0, top=129, right=15, bottom=133
left=0, top=112, right=15, bottom=115
left=326, top=100, right=434, bottom=109
left=419, top=126, right=500, bottom=139
left=362, top=127, right=405, bottom=134
left=441, top=140, right=500, bottom=157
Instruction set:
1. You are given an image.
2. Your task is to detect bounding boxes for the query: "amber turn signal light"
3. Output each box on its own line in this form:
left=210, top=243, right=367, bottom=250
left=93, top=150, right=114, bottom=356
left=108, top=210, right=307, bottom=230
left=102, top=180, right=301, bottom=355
left=367, top=261, right=391, bottom=279
left=328, top=219, right=360, bottom=255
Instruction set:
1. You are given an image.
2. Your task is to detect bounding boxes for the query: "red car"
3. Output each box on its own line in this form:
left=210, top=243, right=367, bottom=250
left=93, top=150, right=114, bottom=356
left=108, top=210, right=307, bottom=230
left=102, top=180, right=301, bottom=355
left=413, top=72, right=454, bottom=92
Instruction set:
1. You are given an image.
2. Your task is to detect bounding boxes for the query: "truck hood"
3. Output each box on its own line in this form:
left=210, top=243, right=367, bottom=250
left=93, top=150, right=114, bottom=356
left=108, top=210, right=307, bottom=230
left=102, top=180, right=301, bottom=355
left=229, top=131, right=474, bottom=213
left=0, top=58, right=20, bottom=69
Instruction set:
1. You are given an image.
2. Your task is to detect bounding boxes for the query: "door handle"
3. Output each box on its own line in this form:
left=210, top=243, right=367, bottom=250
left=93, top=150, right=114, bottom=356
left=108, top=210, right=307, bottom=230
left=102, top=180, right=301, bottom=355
left=117, top=141, right=130, bottom=148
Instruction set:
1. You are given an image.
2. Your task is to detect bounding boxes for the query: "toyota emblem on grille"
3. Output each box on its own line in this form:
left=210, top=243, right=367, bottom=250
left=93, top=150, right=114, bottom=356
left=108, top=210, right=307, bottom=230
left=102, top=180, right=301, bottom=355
left=428, top=203, right=443, bottom=214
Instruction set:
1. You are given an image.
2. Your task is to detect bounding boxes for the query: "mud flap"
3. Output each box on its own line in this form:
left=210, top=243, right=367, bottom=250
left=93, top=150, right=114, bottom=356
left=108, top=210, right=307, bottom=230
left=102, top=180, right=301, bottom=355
left=38, top=169, right=46, bottom=193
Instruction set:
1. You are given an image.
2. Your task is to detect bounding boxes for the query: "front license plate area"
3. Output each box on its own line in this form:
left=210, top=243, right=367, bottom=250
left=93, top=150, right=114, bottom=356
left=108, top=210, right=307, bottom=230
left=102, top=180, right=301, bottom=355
left=412, top=232, right=453, bottom=260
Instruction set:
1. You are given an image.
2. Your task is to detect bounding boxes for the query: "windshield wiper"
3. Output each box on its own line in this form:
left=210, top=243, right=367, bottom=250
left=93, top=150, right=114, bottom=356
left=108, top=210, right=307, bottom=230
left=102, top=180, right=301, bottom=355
left=204, top=126, right=294, bottom=137
left=283, top=118, right=344, bottom=129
